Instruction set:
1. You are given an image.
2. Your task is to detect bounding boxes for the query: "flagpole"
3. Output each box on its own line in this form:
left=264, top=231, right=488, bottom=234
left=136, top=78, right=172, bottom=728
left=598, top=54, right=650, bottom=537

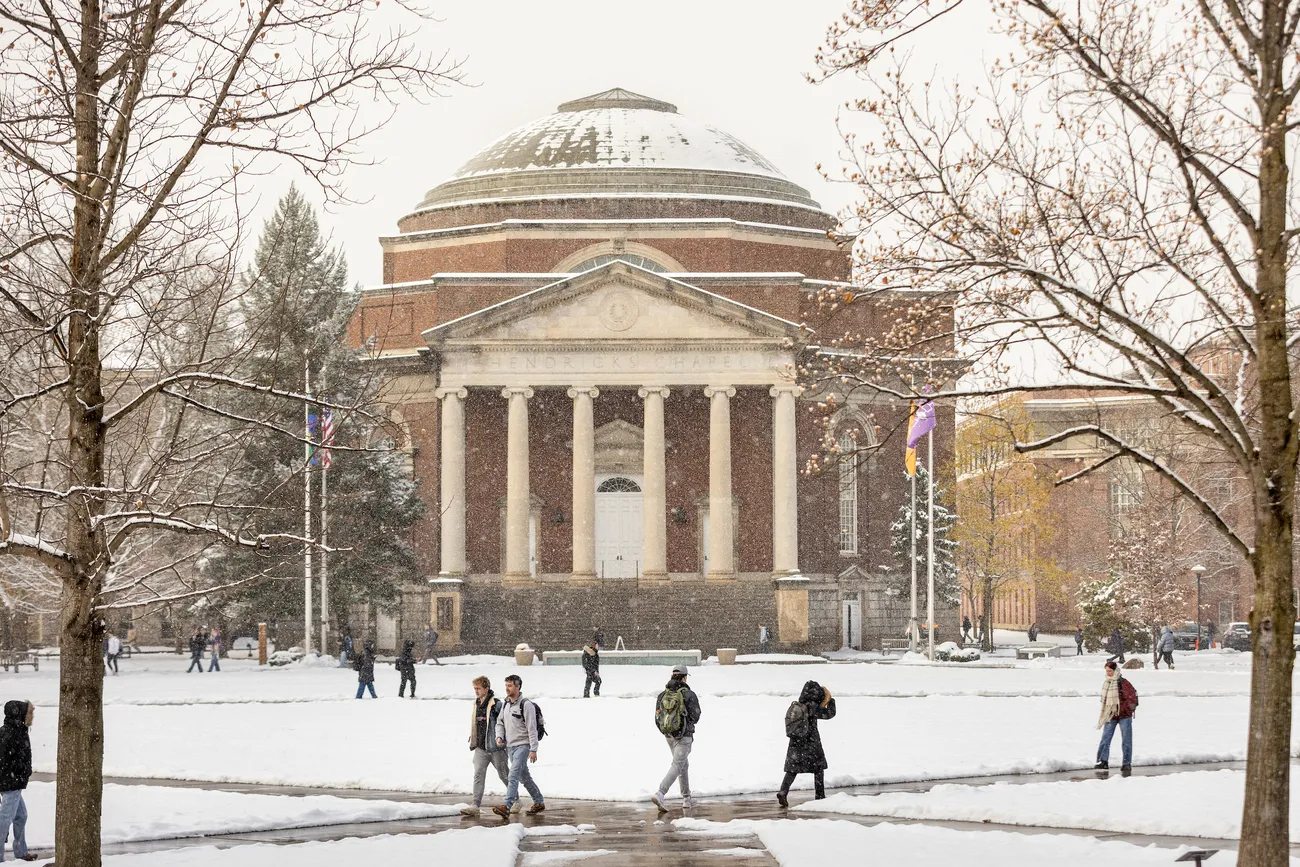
left=926, top=428, right=936, bottom=661
left=303, top=357, right=313, bottom=657
left=909, top=471, right=918, bottom=653
left=320, top=419, right=330, bottom=660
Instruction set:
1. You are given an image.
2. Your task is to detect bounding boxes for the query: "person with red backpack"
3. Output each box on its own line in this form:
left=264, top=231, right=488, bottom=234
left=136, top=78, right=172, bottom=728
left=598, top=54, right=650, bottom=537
left=777, top=680, right=837, bottom=808
left=1095, top=659, right=1138, bottom=775
left=651, top=664, right=702, bottom=812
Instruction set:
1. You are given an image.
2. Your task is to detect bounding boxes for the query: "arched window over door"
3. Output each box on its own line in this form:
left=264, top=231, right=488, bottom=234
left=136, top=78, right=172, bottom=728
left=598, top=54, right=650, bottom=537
left=597, top=476, right=642, bottom=493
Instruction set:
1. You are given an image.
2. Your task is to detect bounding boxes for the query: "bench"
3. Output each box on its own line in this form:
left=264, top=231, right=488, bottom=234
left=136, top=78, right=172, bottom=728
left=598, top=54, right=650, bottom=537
left=542, top=649, right=702, bottom=667
left=1016, top=642, right=1061, bottom=660
left=880, top=638, right=913, bottom=655
left=1, top=651, right=39, bottom=672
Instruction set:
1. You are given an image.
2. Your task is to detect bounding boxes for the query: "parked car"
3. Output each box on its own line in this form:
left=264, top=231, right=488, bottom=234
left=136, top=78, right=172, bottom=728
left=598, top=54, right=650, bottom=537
left=1222, top=622, right=1251, bottom=652
left=1171, top=621, right=1202, bottom=651
left=230, top=637, right=275, bottom=659
left=1293, top=622, right=1300, bottom=652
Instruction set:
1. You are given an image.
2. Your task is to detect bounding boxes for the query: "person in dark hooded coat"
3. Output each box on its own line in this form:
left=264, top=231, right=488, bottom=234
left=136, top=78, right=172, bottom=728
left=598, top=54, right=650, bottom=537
left=353, top=639, right=377, bottom=699
left=777, top=680, right=837, bottom=807
left=0, top=700, right=36, bottom=861
left=395, top=639, right=418, bottom=698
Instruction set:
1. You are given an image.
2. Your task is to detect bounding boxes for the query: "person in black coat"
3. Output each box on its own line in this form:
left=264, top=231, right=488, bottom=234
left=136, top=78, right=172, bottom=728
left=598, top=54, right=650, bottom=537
left=0, top=699, right=35, bottom=861
left=186, top=628, right=206, bottom=673
left=353, top=639, right=377, bottom=699
left=777, top=680, right=837, bottom=808
left=582, top=643, right=601, bottom=697
left=395, top=639, right=417, bottom=698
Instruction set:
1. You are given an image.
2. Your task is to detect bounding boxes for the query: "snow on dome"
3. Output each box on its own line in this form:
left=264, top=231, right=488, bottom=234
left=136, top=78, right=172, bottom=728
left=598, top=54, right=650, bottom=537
left=412, top=88, right=821, bottom=212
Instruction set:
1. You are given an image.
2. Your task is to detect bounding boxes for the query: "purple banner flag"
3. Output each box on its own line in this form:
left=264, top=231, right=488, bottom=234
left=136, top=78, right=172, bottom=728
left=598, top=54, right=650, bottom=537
left=906, top=399, right=936, bottom=448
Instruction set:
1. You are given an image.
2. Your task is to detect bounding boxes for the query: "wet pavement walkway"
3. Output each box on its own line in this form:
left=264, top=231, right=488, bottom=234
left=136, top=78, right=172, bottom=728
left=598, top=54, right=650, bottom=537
left=31, top=760, right=1272, bottom=865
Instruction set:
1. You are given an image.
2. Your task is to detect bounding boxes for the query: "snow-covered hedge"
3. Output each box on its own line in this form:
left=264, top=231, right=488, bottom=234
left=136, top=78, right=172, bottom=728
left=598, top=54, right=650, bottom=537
left=935, top=641, right=981, bottom=663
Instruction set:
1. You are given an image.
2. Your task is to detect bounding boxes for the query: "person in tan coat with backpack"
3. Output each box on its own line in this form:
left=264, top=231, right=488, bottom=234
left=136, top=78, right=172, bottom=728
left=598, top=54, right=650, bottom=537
left=777, top=680, right=837, bottom=808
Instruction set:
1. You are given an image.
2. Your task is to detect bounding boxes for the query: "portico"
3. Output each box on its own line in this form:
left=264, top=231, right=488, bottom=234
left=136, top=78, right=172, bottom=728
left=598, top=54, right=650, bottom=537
left=426, top=261, right=804, bottom=584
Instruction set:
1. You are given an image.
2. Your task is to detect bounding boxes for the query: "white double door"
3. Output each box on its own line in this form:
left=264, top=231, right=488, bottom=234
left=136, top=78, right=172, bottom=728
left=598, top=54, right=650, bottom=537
left=595, top=474, right=644, bottom=579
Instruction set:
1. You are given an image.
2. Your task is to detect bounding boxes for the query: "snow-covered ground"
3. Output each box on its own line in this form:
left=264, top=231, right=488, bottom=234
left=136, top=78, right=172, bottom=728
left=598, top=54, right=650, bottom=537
left=5, top=781, right=460, bottom=853
left=797, top=769, right=1284, bottom=840
left=677, top=818, right=1299, bottom=867
left=7, top=650, right=1273, bottom=800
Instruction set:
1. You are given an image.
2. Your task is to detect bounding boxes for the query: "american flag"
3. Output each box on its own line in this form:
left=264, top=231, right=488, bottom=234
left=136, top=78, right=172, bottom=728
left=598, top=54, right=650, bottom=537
left=319, top=410, right=335, bottom=469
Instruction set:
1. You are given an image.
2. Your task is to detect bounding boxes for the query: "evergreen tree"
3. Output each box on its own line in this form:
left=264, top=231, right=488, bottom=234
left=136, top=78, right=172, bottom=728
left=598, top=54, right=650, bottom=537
left=202, top=187, right=423, bottom=645
left=886, top=464, right=960, bottom=614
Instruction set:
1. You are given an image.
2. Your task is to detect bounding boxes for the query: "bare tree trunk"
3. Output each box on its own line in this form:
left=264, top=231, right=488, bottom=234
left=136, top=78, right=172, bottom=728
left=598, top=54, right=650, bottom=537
left=981, top=576, right=994, bottom=652
left=54, top=579, right=104, bottom=867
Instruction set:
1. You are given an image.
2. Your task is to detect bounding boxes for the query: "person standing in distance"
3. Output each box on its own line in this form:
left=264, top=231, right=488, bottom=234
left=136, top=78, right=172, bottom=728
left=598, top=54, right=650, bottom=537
left=651, top=663, right=702, bottom=812
left=581, top=643, right=601, bottom=698
left=0, top=700, right=37, bottom=861
left=492, top=674, right=545, bottom=818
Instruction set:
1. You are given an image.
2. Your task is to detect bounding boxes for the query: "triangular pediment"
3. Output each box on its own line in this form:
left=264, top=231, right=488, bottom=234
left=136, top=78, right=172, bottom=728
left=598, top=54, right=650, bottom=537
left=424, top=261, right=803, bottom=347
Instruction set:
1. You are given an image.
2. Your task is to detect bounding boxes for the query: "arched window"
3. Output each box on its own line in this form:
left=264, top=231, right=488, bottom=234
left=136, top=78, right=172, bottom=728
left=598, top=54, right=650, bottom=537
left=597, top=476, right=642, bottom=493
left=570, top=253, right=667, bottom=274
left=838, top=432, right=858, bottom=554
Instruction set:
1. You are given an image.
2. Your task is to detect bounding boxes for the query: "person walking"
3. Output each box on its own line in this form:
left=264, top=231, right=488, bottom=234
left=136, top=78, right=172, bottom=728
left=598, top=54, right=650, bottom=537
left=1028, top=623, right=1040, bottom=643
left=1074, top=627, right=1084, bottom=656
left=1154, top=625, right=1175, bottom=670
left=461, top=676, right=510, bottom=817
left=961, top=616, right=972, bottom=644
left=1205, top=621, right=1218, bottom=650
left=207, top=627, right=222, bottom=672
left=424, top=624, right=442, bottom=665
left=776, top=680, right=837, bottom=808
left=396, top=639, right=418, bottom=698
left=0, top=700, right=36, bottom=862
left=491, top=674, right=545, bottom=818
left=1105, top=628, right=1126, bottom=664
left=651, top=664, right=702, bottom=812
left=104, top=633, right=121, bottom=675
left=186, top=628, right=206, bottom=673
left=353, top=639, right=377, bottom=699
left=758, top=625, right=772, bottom=655
left=339, top=628, right=353, bottom=669
left=581, top=643, right=602, bottom=698
left=591, top=625, right=605, bottom=650
left=1095, top=659, right=1138, bottom=774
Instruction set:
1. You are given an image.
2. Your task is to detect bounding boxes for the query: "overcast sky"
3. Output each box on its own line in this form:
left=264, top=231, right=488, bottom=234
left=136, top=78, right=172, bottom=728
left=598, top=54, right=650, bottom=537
left=264, top=0, right=990, bottom=287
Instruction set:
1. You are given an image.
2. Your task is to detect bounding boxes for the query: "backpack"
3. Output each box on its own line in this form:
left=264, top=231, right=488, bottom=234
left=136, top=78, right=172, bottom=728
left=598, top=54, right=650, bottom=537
left=656, top=688, right=688, bottom=736
left=523, top=699, right=547, bottom=741
left=785, top=701, right=811, bottom=739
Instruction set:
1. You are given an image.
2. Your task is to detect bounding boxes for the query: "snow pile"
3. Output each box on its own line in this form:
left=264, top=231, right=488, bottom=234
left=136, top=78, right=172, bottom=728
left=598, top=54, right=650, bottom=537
left=295, top=653, right=340, bottom=669
left=674, top=818, right=1275, bottom=867
left=935, top=642, right=980, bottom=663
left=6, top=782, right=460, bottom=851
left=89, top=826, right=525, bottom=867
left=895, top=651, right=933, bottom=665
left=797, top=769, right=1279, bottom=840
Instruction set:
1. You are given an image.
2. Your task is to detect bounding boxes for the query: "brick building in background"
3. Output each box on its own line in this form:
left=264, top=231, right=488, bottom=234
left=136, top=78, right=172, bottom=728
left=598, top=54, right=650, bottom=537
left=347, top=88, right=957, bottom=655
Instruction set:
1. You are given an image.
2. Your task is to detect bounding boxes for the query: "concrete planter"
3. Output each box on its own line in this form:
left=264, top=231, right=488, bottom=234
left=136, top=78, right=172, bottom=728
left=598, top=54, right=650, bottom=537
left=515, top=648, right=535, bottom=666
left=717, top=648, right=738, bottom=665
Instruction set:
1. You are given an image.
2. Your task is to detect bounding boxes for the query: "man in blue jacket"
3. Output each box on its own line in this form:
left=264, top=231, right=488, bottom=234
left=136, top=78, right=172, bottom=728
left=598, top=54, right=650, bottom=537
left=0, top=700, right=37, bottom=861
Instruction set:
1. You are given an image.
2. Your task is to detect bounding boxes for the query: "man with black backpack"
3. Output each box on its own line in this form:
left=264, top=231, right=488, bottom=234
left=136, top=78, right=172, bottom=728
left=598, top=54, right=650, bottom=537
left=492, top=674, right=545, bottom=818
left=651, top=663, right=702, bottom=812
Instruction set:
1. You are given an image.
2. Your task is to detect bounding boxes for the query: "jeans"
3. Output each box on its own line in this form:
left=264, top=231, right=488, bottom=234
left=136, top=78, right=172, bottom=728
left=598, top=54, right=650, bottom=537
left=472, top=747, right=510, bottom=806
left=504, top=744, right=543, bottom=809
left=399, top=672, right=416, bottom=697
left=339, top=652, right=348, bottom=668
left=584, top=672, right=601, bottom=697
left=208, top=652, right=220, bottom=672
left=0, top=789, right=28, bottom=861
left=355, top=681, right=377, bottom=699
left=1097, top=717, right=1133, bottom=766
left=104, top=653, right=118, bottom=674
left=657, top=735, right=693, bottom=798
left=779, top=770, right=825, bottom=799
left=1106, top=652, right=1126, bottom=664
left=187, top=655, right=204, bottom=673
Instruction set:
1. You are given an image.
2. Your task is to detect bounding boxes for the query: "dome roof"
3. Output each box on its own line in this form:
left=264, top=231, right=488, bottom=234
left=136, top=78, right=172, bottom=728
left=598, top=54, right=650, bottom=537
left=411, top=88, right=821, bottom=213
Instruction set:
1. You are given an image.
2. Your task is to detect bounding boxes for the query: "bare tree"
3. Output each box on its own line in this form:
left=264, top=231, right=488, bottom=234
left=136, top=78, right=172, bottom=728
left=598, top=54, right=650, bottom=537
left=0, top=2, right=459, bottom=863
left=810, top=0, right=1300, bottom=860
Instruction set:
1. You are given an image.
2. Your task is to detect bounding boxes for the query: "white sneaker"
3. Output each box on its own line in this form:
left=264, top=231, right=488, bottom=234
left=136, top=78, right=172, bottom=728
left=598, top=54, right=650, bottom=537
left=683, top=796, right=698, bottom=808
left=512, top=801, right=523, bottom=815
left=459, top=805, right=480, bottom=817
left=651, top=792, right=668, bottom=813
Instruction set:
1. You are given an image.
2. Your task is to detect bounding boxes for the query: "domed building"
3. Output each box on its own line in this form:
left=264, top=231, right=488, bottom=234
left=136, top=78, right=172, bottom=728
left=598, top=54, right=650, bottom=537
left=349, top=89, right=950, bottom=655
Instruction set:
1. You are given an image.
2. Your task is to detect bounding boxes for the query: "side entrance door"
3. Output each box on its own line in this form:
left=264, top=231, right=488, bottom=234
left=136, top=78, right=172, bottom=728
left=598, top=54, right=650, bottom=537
left=595, top=475, right=644, bottom=579
left=841, top=598, right=862, bottom=650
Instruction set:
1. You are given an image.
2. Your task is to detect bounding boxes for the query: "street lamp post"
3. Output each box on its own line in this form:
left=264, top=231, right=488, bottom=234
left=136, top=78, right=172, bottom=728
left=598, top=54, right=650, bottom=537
left=1192, top=564, right=1207, bottom=650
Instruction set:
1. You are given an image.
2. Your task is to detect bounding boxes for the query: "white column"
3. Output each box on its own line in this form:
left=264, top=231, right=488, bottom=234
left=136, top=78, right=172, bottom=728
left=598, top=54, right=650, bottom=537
left=502, top=387, right=534, bottom=579
left=436, top=387, right=468, bottom=576
left=770, top=385, right=801, bottom=576
left=568, top=387, right=599, bottom=579
left=704, top=385, right=736, bottom=577
left=639, top=387, right=670, bottom=579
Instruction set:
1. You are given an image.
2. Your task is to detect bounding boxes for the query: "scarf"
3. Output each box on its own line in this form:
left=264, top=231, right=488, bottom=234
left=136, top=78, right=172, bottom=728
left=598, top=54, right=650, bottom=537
left=1098, top=670, right=1121, bottom=729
